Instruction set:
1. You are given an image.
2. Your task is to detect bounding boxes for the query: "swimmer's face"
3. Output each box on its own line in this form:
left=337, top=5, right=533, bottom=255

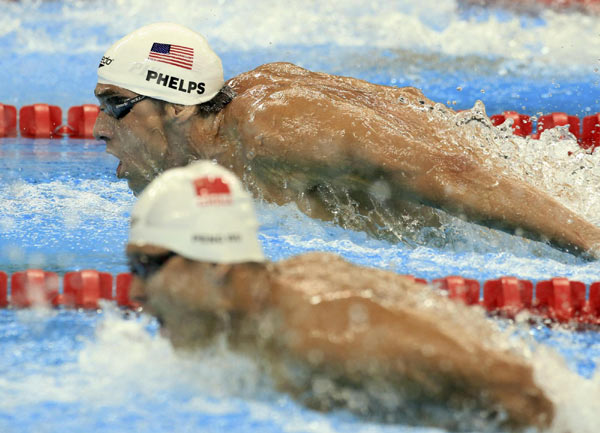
left=127, top=244, right=238, bottom=330
left=93, top=84, right=170, bottom=194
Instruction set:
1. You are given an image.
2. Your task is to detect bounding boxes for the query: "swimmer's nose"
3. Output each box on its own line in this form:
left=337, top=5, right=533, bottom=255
left=93, top=111, right=113, bottom=142
left=129, top=276, right=148, bottom=304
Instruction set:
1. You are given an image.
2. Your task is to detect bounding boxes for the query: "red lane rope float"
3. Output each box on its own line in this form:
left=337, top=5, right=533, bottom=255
left=115, top=273, right=139, bottom=309
left=66, top=104, right=100, bottom=139
left=2, top=103, right=599, bottom=150
left=3, top=269, right=600, bottom=328
left=483, top=277, right=533, bottom=316
left=490, top=112, right=533, bottom=137
left=19, top=104, right=63, bottom=139
left=0, top=103, right=17, bottom=137
left=62, top=270, right=113, bottom=309
left=434, top=275, right=481, bottom=305
left=0, top=270, right=137, bottom=310
left=582, top=113, right=600, bottom=151
left=11, top=270, right=60, bottom=308
left=424, top=275, right=600, bottom=326
left=533, top=112, right=581, bottom=140
left=589, top=282, right=600, bottom=318
left=490, top=110, right=600, bottom=149
left=0, top=271, right=8, bottom=308
left=0, top=103, right=99, bottom=139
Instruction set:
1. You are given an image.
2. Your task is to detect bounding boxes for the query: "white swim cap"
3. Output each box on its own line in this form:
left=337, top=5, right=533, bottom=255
left=129, top=161, right=265, bottom=263
left=98, top=22, right=224, bottom=105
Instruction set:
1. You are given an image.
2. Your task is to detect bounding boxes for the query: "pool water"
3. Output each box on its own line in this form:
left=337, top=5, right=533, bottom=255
left=1, top=1, right=600, bottom=432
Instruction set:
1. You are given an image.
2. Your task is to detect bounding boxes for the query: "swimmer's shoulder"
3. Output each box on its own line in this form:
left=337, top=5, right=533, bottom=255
left=223, top=63, right=303, bottom=124
left=223, top=62, right=437, bottom=143
left=272, top=252, right=425, bottom=298
left=228, top=62, right=429, bottom=98
left=226, top=62, right=310, bottom=93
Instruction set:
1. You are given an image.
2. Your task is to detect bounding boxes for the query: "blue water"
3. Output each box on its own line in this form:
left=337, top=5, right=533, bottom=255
left=2, top=1, right=600, bottom=432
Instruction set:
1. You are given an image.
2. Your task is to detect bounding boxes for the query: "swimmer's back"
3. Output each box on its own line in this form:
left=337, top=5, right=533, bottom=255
left=226, top=62, right=440, bottom=127
left=223, top=62, right=452, bottom=172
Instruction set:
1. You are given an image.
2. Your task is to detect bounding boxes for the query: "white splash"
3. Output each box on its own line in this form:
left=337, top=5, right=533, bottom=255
left=529, top=333, right=600, bottom=433
left=2, top=0, right=599, bottom=70
left=456, top=101, right=600, bottom=227
left=0, top=309, right=271, bottom=410
left=1, top=179, right=132, bottom=228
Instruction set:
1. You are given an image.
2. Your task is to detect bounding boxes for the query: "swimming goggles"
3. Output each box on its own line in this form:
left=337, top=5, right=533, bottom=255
left=127, top=251, right=176, bottom=280
left=101, top=94, right=147, bottom=119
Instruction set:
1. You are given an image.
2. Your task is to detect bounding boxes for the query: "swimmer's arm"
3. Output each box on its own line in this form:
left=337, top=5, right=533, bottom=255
left=230, top=85, right=600, bottom=254
left=326, top=104, right=600, bottom=254
left=398, top=158, right=600, bottom=255
left=339, top=117, right=600, bottom=254
left=274, top=287, right=553, bottom=429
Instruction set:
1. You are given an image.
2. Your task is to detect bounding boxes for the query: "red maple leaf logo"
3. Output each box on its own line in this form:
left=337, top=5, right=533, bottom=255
left=193, top=176, right=231, bottom=196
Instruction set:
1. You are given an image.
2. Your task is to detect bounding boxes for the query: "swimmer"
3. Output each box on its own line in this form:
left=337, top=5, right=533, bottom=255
left=94, top=22, right=600, bottom=256
left=126, top=161, right=553, bottom=430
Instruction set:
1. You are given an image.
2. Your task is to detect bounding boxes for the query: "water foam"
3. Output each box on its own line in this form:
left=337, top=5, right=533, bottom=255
left=4, top=306, right=598, bottom=433
left=529, top=332, right=600, bottom=433
left=0, top=176, right=133, bottom=271
left=0, top=309, right=451, bottom=433
left=2, top=0, right=599, bottom=71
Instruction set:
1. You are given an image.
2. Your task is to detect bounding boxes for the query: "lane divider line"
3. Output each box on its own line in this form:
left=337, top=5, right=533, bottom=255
left=0, top=269, right=138, bottom=310
left=1, top=269, right=600, bottom=327
left=1, top=103, right=599, bottom=149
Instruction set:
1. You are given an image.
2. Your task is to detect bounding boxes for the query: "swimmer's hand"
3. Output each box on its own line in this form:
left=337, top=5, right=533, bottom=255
left=482, top=359, right=554, bottom=430
left=588, top=243, right=600, bottom=260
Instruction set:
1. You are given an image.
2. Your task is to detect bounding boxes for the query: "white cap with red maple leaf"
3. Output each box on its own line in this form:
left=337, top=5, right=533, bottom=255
left=129, top=160, right=265, bottom=263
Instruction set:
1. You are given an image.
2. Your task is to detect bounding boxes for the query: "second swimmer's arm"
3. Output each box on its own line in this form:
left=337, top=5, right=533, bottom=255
left=270, top=268, right=554, bottom=430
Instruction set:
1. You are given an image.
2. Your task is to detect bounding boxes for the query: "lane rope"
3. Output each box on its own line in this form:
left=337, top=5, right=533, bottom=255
left=1, top=104, right=598, bottom=150
left=2, top=103, right=599, bottom=327
left=1, top=269, right=600, bottom=328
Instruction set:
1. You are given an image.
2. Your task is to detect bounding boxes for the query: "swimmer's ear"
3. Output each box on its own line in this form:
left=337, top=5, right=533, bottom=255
left=163, top=103, right=197, bottom=124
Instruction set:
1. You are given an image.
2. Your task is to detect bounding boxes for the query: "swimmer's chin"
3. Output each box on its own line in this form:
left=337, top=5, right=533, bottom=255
left=127, top=178, right=150, bottom=197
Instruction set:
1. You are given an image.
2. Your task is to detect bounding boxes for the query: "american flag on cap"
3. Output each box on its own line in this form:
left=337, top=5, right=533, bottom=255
left=148, top=42, right=194, bottom=70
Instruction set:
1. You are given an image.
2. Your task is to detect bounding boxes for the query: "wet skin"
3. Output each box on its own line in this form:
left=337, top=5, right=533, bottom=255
left=127, top=243, right=554, bottom=430
left=96, top=62, right=600, bottom=255
left=93, top=86, right=200, bottom=194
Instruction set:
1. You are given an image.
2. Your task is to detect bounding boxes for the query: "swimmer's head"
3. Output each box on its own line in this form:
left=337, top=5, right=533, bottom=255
left=94, top=23, right=234, bottom=196
left=128, top=161, right=265, bottom=264
left=97, top=22, right=223, bottom=105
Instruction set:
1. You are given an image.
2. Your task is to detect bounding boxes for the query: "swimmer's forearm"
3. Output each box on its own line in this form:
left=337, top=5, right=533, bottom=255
left=419, top=168, right=600, bottom=254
